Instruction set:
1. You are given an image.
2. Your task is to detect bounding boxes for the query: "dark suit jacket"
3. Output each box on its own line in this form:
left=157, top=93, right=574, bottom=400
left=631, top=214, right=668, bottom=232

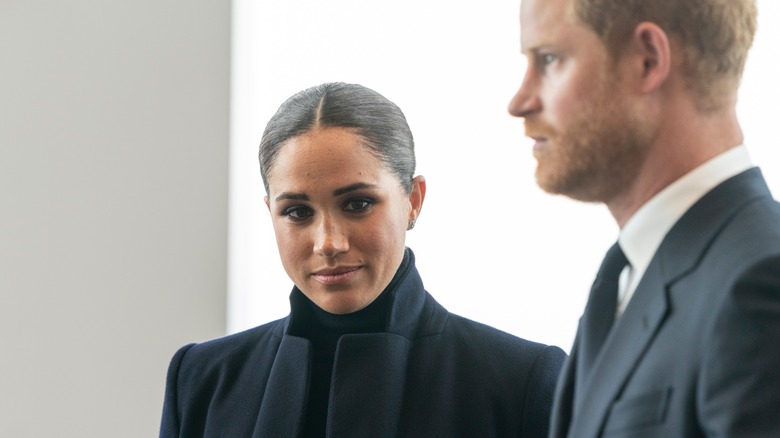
left=550, top=168, right=780, bottom=437
left=161, top=251, right=566, bottom=437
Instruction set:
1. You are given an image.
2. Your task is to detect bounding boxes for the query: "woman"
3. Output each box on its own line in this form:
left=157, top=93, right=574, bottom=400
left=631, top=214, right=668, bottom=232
left=160, top=82, right=566, bottom=437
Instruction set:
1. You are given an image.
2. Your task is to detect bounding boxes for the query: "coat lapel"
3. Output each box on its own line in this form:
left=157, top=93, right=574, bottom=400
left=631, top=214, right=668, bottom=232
left=325, top=250, right=426, bottom=436
left=252, top=335, right=312, bottom=438
left=326, top=333, right=412, bottom=437
left=549, top=334, right=579, bottom=438
left=252, top=249, right=432, bottom=438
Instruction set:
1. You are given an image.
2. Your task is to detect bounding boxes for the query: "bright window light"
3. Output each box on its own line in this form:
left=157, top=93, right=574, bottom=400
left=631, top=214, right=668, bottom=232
left=229, top=0, right=780, bottom=352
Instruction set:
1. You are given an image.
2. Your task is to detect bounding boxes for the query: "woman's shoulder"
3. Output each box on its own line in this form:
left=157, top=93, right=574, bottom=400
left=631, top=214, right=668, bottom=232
left=441, top=312, right=566, bottom=366
left=161, top=318, right=290, bottom=429
left=415, top=291, right=565, bottom=363
left=172, top=317, right=287, bottom=375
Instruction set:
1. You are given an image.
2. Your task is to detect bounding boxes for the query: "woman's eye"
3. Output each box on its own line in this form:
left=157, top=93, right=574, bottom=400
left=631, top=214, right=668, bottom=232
left=283, top=206, right=313, bottom=221
left=343, top=199, right=372, bottom=212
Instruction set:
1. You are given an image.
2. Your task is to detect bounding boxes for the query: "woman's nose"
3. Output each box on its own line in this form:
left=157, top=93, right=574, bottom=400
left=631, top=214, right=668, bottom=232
left=313, top=215, right=349, bottom=258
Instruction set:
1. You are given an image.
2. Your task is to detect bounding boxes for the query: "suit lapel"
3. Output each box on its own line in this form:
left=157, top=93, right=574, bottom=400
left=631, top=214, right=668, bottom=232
left=569, top=261, right=669, bottom=436
left=565, top=168, right=772, bottom=436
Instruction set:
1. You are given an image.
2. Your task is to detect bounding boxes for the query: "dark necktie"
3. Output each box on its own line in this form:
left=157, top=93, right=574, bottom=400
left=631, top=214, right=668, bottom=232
left=578, top=243, right=628, bottom=383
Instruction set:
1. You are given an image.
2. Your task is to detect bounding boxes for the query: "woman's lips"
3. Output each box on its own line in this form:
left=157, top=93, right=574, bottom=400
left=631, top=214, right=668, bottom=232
left=311, top=266, right=362, bottom=285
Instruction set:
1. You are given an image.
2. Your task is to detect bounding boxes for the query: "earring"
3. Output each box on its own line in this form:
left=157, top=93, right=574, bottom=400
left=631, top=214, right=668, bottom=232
left=407, top=219, right=416, bottom=230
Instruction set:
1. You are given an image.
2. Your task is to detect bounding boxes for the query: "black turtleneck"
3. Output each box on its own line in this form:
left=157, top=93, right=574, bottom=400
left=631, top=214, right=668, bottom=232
left=287, top=250, right=411, bottom=437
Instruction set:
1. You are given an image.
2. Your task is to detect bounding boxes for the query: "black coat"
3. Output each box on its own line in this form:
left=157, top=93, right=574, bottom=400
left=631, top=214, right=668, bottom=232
left=160, top=252, right=566, bottom=437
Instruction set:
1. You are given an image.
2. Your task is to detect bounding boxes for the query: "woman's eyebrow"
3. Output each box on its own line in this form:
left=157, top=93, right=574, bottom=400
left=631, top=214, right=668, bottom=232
left=333, top=182, right=379, bottom=197
left=274, top=192, right=309, bottom=202
left=273, top=182, right=379, bottom=202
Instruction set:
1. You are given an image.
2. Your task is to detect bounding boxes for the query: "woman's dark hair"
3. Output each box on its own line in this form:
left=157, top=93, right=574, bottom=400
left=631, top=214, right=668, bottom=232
left=259, top=82, right=416, bottom=194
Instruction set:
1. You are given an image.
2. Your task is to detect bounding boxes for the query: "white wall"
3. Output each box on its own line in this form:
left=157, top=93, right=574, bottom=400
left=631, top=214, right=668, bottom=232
left=0, top=1, right=230, bottom=437
left=229, top=0, right=780, bottom=352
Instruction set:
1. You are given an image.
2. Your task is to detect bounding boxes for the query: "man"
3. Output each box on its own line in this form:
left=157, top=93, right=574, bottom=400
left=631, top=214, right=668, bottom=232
left=508, top=0, right=780, bottom=437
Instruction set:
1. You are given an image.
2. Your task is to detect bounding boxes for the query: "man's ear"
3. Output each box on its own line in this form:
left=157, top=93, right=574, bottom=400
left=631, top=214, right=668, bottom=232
left=632, top=22, right=671, bottom=94
left=409, top=175, right=426, bottom=222
left=264, top=195, right=271, bottom=211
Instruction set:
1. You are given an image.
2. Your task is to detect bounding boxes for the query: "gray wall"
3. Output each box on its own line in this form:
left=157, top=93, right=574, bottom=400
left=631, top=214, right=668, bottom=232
left=0, top=1, right=230, bottom=436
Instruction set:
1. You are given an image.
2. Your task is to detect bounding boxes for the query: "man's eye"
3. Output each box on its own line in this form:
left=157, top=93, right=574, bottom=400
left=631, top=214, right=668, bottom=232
left=283, top=206, right=313, bottom=221
left=344, top=199, right=372, bottom=212
left=540, top=53, right=557, bottom=65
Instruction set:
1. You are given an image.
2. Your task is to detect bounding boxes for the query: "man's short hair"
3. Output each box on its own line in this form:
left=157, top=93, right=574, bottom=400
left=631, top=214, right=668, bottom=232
left=573, top=0, right=757, bottom=112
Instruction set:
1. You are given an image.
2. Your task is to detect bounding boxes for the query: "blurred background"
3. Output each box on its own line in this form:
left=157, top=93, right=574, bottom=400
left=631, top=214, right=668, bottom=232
left=1, top=1, right=777, bottom=436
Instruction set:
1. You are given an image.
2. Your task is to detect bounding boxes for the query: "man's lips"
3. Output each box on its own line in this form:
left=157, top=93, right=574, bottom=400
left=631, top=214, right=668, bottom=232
left=528, top=135, right=549, bottom=151
left=311, top=266, right=362, bottom=284
left=524, top=121, right=554, bottom=147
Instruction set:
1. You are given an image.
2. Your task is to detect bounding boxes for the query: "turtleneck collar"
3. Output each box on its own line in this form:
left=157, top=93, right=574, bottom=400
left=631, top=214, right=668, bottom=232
left=288, top=248, right=412, bottom=352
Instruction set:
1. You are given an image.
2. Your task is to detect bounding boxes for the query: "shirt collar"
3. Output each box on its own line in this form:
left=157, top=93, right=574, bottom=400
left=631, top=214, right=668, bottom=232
left=618, top=145, right=753, bottom=283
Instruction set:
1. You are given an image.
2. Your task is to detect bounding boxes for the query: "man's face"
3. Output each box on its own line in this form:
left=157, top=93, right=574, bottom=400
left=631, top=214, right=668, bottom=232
left=508, top=0, right=651, bottom=203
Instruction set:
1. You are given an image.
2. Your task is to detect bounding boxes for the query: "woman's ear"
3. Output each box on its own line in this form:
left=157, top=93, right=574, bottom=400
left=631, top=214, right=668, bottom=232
left=632, top=22, right=671, bottom=94
left=408, top=175, right=426, bottom=222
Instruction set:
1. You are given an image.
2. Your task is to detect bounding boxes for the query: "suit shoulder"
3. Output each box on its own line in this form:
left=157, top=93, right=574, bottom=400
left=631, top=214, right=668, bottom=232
left=709, top=197, right=780, bottom=271
left=730, top=192, right=780, bottom=230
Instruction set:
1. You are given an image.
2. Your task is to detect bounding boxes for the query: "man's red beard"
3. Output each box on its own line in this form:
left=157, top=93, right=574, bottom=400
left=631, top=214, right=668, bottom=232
left=523, top=96, right=651, bottom=204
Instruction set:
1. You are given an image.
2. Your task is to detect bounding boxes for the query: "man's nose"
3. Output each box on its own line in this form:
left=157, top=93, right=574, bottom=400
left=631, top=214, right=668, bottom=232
left=508, top=73, right=541, bottom=118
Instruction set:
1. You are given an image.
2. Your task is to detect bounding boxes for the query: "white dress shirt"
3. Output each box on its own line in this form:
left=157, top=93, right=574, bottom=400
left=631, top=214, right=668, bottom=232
left=616, top=146, right=754, bottom=316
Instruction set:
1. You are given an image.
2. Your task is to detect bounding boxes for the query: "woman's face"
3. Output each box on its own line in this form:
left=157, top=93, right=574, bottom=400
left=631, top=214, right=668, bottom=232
left=265, top=127, right=425, bottom=314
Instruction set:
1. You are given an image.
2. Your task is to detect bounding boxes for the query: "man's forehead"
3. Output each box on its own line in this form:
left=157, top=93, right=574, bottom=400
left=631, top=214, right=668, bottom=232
left=521, top=0, right=574, bottom=23
left=520, top=0, right=575, bottom=48
left=520, top=0, right=592, bottom=53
